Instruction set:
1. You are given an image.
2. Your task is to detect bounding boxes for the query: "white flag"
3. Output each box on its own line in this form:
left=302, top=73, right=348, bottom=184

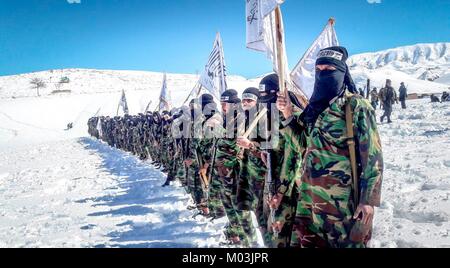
left=96, top=118, right=103, bottom=138
left=158, top=73, right=171, bottom=112
left=246, top=0, right=290, bottom=83
left=198, top=32, right=227, bottom=100
left=117, top=89, right=129, bottom=115
left=291, top=20, right=339, bottom=99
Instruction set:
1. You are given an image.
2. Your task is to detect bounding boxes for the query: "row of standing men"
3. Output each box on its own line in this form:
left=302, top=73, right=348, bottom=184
left=88, top=46, right=384, bottom=248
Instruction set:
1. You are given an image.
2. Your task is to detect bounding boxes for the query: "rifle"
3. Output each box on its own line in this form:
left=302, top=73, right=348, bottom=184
left=183, top=137, right=191, bottom=188
left=242, top=107, right=268, bottom=139
left=206, top=138, right=219, bottom=201
left=265, top=149, right=278, bottom=238
left=261, top=109, right=278, bottom=237
left=345, top=94, right=359, bottom=206
left=194, top=147, right=210, bottom=201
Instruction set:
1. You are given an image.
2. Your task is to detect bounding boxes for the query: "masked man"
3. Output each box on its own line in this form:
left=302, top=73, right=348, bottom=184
left=277, top=46, right=383, bottom=248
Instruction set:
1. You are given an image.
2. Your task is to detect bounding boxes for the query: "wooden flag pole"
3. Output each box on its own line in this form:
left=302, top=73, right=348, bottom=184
left=116, top=90, right=122, bottom=116
left=154, top=100, right=161, bottom=112
left=182, top=82, right=203, bottom=105
left=240, top=7, right=285, bottom=141
left=182, top=83, right=196, bottom=104
left=274, top=6, right=287, bottom=99
left=144, top=100, right=152, bottom=113
left=242, top=107, right=268, bottom=139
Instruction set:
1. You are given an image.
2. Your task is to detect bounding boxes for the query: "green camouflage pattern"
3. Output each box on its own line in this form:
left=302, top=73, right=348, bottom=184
left=287, top=93, right=383, bottom=248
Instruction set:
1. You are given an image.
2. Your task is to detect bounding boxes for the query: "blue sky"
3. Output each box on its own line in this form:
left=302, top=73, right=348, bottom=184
left=0, top=0, right=449, bottom=77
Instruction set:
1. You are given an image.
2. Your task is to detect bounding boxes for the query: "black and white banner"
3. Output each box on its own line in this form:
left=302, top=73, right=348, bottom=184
left=198, top=32, right=227, bottom=100
left=158, top=73, right=171, bottom=112
left=246, top=0, right=290, bottom=85
left=118, top=89, right=129, bottom=115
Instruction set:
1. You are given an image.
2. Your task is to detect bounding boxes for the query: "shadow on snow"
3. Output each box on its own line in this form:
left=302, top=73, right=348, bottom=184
left=77, top=137, right=214, bottom=248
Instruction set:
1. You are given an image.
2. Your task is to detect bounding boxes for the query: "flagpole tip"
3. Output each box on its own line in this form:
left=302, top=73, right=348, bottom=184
left=328, top=17, right=336, bottom=26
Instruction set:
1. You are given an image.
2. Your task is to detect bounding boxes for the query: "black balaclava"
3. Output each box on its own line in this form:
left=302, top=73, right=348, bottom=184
left=221, top=89, right=241, bottom=130
left=303, top=46, right=356, bottom=126
left=200, top=93, right=217, bottom=121
left=221, top=89, right=241, bottom=104
left=259, top=73, right=280, bottom=104
left=258, top=73, right=281, bottom=144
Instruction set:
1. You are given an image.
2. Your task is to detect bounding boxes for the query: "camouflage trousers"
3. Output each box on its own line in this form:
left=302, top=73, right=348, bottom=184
left=151, top=143, right=162, bottom=164
left=290, top=181, right=366, bottom=248
left=238, top=153, right=268, bottom=246
left=176, top=161, right=188, bottom=189
left=186, top=163, right=205, bottom=208
left=208, top=177, right=226, bottom=219
left=133, top=142, right=146, bottom=159
left=166, top=156, right=181, bottom=183
left=267, top=192, right=297, bottom=248
left=161, top=147, right=169, bottom=167
left=215, top=160, right=255, bottom=246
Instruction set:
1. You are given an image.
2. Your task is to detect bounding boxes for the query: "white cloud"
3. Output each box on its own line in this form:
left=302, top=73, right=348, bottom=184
left=67, top=0, right=81, bottom=4
left=367, top=0, right=382, bottom=3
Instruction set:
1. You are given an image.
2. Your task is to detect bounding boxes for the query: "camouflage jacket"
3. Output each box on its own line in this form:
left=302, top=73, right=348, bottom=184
left=278, top=111, right=304, bottom=198
left=284, top=93, right=383, bottom=207
left=195, top=112, right=223, bottom=165
left=214, top=111, right=245, bottom=170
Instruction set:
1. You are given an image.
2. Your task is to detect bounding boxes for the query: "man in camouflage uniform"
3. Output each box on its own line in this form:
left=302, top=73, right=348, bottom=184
left=141, top=112, right=153, bottom=159
left=277, top=46, right=383, bottom=248
left=194, top=94, right=223, bottom=217
left=150, top=112, right=162, bottom=168
left=158, top=111, right=171, bottom=172
left=134, top=114, right=147, bottom=160
left=163, top=109, right=184, bottom=187
left=380, top=79, right=397, bottom=123
left=171, top=106, right=191, bottom=189
left=236, top=87, right=266, bottom=247
left=399, top=82, right=407, bottom=109
left=87, top=117, right=96, bottom=137
left=236, top=75, right=288, bottom=248
left=131, top=118, right=143, bottom=156
left=263, top=90, right=309, bottom=248
left=370, top=87, right=379, bottom=110
left=211, top=89, right=251, bottom=245
left=184, top=98, right=209, bottom=215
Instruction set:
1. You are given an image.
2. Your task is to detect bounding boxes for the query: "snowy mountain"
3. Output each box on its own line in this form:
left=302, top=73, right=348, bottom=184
left=0, top=68, right=254, bottom=102
left=348, top=43, right=450, bottom=94
left=348, top=43, right=449, bottom=71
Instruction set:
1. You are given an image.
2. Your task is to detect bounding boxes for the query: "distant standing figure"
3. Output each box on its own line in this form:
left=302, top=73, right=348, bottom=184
left=380, top=79, right=396, bottom=123
left=399, top=82, right=407, bottom=109
left=441, top=91, right=449, bottom=102
left=370, top=87, right=379, bottom=110
left=378, top=86, right=386, bottom=110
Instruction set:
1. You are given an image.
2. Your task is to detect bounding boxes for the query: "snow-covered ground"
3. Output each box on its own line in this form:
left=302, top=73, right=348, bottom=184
left=370, top=99, right=450, bottom=248
left=0, top=96, right=449, bottom=247
left=0, top=137, right=228, bottom=248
